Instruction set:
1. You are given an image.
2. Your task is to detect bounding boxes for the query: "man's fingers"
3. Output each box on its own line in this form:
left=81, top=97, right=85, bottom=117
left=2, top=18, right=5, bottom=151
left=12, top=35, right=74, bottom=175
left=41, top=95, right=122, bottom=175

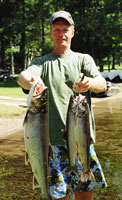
left=77, top=73, right=85, bottom=82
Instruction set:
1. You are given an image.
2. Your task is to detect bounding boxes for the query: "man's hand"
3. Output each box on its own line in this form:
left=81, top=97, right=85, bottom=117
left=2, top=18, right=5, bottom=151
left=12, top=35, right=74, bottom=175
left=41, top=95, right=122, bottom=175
left=73, top=73, right=92, bottom=93
left=17, top=71, right=46, bottom=91
left=30, top=75, right=46, bottom=93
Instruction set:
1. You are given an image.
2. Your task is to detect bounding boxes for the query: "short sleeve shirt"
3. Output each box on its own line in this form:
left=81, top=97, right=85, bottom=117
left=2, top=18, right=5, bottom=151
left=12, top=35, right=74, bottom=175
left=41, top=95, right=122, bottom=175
left=26, top=51, right=101, bottom=145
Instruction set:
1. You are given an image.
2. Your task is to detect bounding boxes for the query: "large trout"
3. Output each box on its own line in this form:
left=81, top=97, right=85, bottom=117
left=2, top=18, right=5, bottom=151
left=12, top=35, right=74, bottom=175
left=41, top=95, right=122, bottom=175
left=66, top=94, right=95, bottom=182
left=24, top=82, right=53, bottom=200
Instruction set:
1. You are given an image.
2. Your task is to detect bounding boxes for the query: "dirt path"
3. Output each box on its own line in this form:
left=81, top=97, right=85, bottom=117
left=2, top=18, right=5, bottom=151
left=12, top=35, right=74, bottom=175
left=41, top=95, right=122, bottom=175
left=0, top=129, right=25, bottom=156
left=0, top=114, right=25, bottom=138
left=0, top=114, right=25, bottom=157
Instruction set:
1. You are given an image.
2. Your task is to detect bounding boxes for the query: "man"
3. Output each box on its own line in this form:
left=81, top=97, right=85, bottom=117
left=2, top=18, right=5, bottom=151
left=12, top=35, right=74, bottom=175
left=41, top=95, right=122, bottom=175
left=18, top=11, right=107, bottom=200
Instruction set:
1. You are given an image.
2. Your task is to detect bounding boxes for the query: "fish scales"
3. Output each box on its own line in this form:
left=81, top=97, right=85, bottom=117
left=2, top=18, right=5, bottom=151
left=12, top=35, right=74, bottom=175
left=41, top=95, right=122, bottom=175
left=24, top=82, right=53, bottom=200
left=65, top=95, right=77, bottom=174
left=75, top=96, right=95, bottom=182
left=66, top=94, right=95, bottom=182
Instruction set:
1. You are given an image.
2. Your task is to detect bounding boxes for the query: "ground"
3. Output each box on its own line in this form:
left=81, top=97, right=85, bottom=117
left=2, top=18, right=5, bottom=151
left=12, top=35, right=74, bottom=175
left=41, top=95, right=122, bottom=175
left=0, top=114, right=25, bottom=138
left=0, top=93, right=122, bottom=200
left=0, top=93, right=122, bottom=156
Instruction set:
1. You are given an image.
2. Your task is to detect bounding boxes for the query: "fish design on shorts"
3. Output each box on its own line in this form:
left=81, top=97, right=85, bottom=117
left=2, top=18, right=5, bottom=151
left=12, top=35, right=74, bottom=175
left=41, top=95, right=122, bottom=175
left=66, top=94, right=95, bottom=182
left=24, top=82, right=54, bottom=200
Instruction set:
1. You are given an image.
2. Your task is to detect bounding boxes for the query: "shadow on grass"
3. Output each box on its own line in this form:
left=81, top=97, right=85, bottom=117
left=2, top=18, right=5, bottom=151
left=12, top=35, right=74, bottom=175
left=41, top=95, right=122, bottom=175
left=0, top=77, right=19, bottom=88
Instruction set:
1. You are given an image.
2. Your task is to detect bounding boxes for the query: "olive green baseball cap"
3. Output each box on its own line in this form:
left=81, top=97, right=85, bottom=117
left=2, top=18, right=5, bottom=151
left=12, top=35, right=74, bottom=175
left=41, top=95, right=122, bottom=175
left=50, top=11, right=74, bottom=25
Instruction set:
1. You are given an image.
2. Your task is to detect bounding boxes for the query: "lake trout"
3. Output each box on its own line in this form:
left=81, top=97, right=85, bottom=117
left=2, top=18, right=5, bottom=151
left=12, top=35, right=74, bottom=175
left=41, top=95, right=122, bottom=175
left=65, top=95, right=78, bottom=175
left=66, top=94, right=95, bottom=182
left=75, top=95, right=95, bottom=182
left=24, top=82, right=53, bottom=200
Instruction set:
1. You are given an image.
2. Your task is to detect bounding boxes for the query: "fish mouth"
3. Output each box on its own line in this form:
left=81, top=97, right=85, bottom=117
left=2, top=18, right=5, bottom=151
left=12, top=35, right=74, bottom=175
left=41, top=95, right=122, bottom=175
left=31, top=86, right=48, bottom=108
left=70, top=95, right=86, bottom=113
left=73, top=95, right=86, bottom=104
left=33, top=83, right=47, bottom=98
left=78, top=95, right=86, bottom=103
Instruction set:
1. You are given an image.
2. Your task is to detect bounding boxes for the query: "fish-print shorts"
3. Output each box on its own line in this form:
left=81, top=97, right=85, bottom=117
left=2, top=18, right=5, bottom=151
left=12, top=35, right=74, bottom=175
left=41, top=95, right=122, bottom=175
left=48, top=144, right=107, bottom=199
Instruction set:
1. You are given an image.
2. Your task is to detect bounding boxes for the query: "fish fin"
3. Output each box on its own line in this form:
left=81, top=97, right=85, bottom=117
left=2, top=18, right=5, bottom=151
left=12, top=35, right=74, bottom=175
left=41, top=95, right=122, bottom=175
left=32, top=175, right=40, bottom=189
left=40, top=195, right=53, bottom=200
left=23, top=110, right=29, bottom=126
left=76, top=150, right=82, bottom=164
left=65, top=165, right=78, bottom=175
left=46, top=175, right=52, bottom=185
left=25, top=152, right=29, bottom=166
left=81, top=169, right=95, bottom=182
left=78, top=156, right=82, bottom=164
left=49, top=144, right=55, bottom=160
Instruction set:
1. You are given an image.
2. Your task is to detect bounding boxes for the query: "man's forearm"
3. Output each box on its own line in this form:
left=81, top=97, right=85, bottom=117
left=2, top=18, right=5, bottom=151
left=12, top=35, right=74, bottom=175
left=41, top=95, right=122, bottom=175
left=17, top=71, right=32, bottom=90
left=89, top=77, right=107, bottom=93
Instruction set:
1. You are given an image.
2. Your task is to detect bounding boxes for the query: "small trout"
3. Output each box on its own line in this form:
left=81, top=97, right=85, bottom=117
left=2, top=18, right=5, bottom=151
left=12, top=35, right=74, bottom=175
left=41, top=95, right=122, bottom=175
left=66, top=94, right=95, bottom=182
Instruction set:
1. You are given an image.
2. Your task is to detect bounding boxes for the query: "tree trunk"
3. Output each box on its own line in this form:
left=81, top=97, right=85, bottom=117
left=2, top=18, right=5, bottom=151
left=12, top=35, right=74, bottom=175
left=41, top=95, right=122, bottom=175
left=20, top=32, right=26, bottom=70
left=98, top=44, right=104, bottom=72
left=99, top=59, right=103, bottom=72
left=107, top=56, right=110, bottom=72
left=20, top=0, right=26, bottom=70
left=1, top=35, right=5, bottom=70
left=41, top=17, right=45, bottom=56
left=10, top=38, right=14, bottom=74
left=112, top=54, right=115, bottom=70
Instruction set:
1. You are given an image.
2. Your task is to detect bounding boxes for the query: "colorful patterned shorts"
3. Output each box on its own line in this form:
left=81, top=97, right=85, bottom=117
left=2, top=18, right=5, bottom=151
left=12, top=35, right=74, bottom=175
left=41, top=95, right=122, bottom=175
left=44, top=145, right=107, bottom=199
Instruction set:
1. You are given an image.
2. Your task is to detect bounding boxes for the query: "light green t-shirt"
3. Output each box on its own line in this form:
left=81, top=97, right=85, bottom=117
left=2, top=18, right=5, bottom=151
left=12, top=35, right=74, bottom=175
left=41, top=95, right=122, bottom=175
left=26, top=51, right=101, bottom=145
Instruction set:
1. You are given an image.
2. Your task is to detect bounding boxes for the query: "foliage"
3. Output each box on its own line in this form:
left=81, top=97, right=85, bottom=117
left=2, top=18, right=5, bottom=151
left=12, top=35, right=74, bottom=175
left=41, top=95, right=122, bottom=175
left=0, top=0, right=122, bottom=73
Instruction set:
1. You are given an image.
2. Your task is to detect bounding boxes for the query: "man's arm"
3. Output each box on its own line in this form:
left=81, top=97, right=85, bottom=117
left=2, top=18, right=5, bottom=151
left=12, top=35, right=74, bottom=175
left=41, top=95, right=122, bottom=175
left=87, top=76, right=107, bottom=93
left=17, top=71, right=33, bottom=90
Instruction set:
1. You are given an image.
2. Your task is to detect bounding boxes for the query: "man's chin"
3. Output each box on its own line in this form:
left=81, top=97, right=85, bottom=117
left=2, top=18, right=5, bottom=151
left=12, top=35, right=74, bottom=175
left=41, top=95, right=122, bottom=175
left=57, top=42, right=66, bottom=47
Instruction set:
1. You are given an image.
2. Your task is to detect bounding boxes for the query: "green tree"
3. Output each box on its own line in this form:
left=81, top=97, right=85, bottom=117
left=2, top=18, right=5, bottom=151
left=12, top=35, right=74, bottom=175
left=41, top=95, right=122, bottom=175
left=0, top=0, right=122, bottom=73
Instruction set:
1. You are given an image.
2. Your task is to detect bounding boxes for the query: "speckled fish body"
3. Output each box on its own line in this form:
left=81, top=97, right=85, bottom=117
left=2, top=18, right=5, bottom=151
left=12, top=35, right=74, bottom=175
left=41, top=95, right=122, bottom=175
left=24, top=82, right=53, bottom=200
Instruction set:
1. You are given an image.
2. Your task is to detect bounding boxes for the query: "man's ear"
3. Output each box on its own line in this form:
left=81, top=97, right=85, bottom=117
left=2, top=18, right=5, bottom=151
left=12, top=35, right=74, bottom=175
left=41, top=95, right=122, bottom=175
left=71, top=26, right=74, bottom=38
left=72, top=31, right=74, bottom=38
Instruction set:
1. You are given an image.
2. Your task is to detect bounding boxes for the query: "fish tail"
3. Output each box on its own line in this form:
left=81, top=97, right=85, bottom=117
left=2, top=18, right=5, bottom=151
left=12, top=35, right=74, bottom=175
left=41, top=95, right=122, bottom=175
left=81, top=169, right=95, bottom=182
left=65, top=165, right=78, bottom=175
left=25, top=152, right=29, bottom=166
left=49, top=144, right=55, bottom=160
left=32, top=175, right=39, bottom=189
left=40, top=189, right=53, bottom=200
left=40, top=197, right=53, bottom=200
left=46, top=175, right=52, bottom=185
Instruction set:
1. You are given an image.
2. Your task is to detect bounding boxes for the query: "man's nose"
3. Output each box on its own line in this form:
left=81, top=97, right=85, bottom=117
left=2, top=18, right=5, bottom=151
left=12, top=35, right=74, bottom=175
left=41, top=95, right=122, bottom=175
left=58, top=30, right=65, bottom=36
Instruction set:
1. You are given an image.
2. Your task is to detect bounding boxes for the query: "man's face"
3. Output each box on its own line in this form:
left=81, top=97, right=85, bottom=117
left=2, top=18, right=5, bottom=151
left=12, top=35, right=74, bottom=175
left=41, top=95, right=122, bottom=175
left=50, top=18, right=74, bottom=50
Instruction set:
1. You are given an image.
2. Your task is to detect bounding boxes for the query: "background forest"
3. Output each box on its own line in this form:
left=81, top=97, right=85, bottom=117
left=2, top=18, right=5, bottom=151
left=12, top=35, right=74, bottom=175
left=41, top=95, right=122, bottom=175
left=0, top=0, right=122, bottom=74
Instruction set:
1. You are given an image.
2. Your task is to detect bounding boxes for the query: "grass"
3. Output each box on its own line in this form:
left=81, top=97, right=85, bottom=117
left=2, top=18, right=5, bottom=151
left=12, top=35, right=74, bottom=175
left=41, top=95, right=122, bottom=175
left=0, top=77, right=27, bottom=117
left=0, top=87, right=27, bottom=98
left=98, top=64, right=122, bottom=72
left=0, top=76, right=27, bottom=98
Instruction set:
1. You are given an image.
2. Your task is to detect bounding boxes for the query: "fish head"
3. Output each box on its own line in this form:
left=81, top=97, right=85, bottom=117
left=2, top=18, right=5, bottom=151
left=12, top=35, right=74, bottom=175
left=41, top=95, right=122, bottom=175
left=77, top=96, right=89, bottom=117
left=27, top=82, right=48, bottom=112
left=69, top=95, right=78, bottom=113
